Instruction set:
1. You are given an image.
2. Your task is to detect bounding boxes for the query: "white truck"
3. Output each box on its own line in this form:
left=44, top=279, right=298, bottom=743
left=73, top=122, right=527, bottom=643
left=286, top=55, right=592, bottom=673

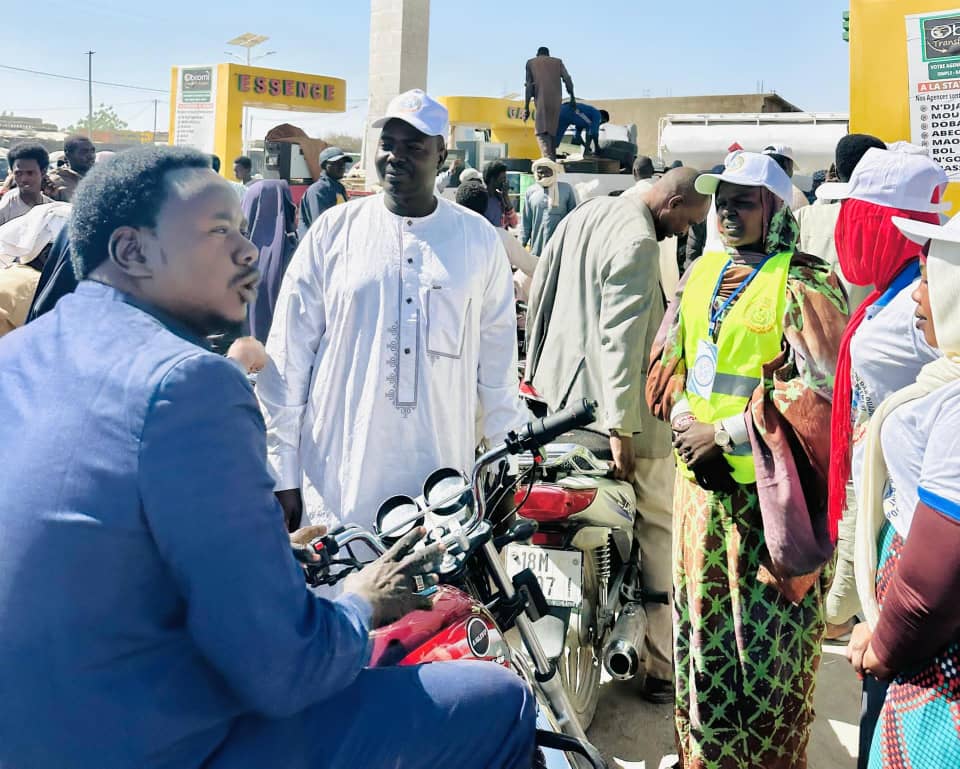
left=658, top=112, right=850, bottom=177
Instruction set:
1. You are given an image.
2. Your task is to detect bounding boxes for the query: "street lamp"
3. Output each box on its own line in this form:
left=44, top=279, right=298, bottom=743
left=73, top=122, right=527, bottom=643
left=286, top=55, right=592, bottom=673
left=224, top=50, right=276, bottom=65
left=225, top=33, right=271, bottom=66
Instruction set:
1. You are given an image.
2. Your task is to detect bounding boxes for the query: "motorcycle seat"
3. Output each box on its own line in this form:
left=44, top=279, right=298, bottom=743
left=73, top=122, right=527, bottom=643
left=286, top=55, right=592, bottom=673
left=554, top=428, right=613, bottom=461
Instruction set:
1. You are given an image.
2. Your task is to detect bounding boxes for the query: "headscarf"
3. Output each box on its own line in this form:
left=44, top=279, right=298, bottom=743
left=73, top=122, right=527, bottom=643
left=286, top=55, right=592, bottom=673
left=531, top=157, right=563, bottom=208
left=855, top=231, right=960, bottom=627
left=241, top=180, right=298, bottom=343
left=826, top=198, right=940, bottom=539
left=713, top=184, right=799, bottom=257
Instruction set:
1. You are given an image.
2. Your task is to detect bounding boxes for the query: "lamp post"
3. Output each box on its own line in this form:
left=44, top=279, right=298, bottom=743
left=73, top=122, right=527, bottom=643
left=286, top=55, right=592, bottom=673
left=223, top=50, right=276, bottom=65
left=86, top=50, right=95, bottom=138
left=225, top=33, right=271, bottom=66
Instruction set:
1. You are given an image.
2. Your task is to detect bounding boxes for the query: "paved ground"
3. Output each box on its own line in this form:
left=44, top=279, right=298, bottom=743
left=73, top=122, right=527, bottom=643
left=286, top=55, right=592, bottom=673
left=586, top=641, right=862, bottom=769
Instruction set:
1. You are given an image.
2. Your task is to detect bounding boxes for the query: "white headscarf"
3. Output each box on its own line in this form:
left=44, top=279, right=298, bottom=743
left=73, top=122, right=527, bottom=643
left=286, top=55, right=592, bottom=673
left=855, top=227, right=960, bottom=628
left=531, top=158, right=563, bottom=208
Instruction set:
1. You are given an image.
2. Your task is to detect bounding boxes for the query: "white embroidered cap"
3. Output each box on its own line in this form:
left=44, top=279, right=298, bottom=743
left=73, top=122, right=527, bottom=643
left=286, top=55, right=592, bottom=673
left=372, top=89, right=449, bottom=138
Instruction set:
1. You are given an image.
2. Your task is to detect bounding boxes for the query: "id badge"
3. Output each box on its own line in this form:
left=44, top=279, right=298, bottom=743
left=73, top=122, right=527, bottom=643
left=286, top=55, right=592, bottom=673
left=688, top=339, right=718, bottom=400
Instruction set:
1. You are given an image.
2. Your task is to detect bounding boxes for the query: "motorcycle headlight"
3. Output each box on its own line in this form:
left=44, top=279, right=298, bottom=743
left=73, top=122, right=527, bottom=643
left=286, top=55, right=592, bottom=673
left=375, top=495, right=423, bottom=543
left=423, top=467, right=473, bottom=522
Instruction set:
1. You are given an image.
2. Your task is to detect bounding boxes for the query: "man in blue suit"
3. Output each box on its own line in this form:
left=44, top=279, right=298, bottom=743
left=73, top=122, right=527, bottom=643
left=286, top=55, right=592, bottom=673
left=0, top=145, right=534, bottom=769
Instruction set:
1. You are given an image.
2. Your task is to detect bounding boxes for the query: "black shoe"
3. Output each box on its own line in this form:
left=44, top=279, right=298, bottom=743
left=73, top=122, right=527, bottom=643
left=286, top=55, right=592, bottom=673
left=639, top=675, right=675, bottom=705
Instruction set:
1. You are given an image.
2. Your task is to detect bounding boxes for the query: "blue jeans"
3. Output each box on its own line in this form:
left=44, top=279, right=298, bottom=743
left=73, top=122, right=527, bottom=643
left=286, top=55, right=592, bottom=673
left=209, top=661, right=537, bottom=768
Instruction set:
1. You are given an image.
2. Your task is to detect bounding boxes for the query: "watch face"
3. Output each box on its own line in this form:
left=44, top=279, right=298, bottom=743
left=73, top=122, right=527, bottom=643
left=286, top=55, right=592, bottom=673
left=715, top=429, right=731, bottom=447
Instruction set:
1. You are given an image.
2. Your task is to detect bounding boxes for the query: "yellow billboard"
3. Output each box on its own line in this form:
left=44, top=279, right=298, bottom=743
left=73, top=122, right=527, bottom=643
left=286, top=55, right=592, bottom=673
left=437, top=96, right=541, bottom=160
left=168, top=63, right=346, bottom=175
left=850, top=0, right=960, bottom=210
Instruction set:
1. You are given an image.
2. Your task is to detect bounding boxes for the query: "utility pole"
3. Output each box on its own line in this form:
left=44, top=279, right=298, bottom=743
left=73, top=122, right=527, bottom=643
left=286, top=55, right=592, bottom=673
left=152, top=99, right=158, bottom=143
left=86, top=50, right=95, bottom=138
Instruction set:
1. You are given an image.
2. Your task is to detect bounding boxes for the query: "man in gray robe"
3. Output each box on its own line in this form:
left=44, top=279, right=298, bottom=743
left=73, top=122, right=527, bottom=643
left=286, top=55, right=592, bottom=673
left=523, top=47, right=575, bottom=161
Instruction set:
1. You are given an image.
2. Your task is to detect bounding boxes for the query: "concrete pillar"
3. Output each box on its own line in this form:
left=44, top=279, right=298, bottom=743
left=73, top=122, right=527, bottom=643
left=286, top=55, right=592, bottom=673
left=362, top=0, right=431, bottom=188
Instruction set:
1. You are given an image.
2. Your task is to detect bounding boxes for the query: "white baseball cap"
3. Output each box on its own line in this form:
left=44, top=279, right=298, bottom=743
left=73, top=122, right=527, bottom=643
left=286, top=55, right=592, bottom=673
left=372, top=89, right=449, bottom=138
left=459, top=168, right=483, bottom=184
left=891, top=211, right=960, bottom=246
left=816, top=147, right=948, bottom=213
left=695, top=151, right=795, bottom=205
left=762, top=144, right=800, bottom=170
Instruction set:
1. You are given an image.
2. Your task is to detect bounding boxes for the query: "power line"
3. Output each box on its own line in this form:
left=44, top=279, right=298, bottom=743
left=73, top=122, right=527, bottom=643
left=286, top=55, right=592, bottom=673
left=5, top=98, right=168, bottom=113
left=0, top=63, right=168, bottom=94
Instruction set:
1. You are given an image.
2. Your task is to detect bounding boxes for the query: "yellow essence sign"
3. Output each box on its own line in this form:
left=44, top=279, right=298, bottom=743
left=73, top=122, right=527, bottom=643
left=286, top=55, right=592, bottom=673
left=169, top=63, right=346, bottom=174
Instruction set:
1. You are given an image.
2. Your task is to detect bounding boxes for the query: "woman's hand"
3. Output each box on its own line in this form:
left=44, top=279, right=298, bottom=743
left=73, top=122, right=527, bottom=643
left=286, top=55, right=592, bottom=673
left=845, top=622, right=873, bottom=677
left=672, top=419, right=722, bottom=469
left=862, top=643, right=894, bottom=681
left=845, top=622, right=895, bottom=680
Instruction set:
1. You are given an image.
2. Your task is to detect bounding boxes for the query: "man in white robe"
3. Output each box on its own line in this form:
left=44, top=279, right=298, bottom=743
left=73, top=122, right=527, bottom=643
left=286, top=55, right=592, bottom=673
left=257, top=90, right=526, bottom=530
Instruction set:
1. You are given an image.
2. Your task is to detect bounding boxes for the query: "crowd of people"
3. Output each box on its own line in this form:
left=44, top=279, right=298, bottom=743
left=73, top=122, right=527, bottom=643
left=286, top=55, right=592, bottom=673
left=1, top=66, right=959, bottom=769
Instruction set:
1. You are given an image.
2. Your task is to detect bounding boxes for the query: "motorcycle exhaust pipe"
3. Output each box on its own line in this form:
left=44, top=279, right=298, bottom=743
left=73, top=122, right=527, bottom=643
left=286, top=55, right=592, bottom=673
left=602, top=602, right=648, bottom=681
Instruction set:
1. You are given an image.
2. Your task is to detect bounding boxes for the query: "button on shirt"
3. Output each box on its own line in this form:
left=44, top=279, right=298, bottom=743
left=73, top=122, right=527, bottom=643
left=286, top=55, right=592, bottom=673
left=258, top=195, right=525, bottom=528
left=0, top=281, right=372, bottom=769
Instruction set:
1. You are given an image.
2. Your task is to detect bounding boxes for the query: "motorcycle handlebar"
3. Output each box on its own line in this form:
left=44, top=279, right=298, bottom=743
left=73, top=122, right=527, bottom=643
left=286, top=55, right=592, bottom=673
left=511, top=399, right=597, bottom=454
left=298, top=400, right=598, bottom=585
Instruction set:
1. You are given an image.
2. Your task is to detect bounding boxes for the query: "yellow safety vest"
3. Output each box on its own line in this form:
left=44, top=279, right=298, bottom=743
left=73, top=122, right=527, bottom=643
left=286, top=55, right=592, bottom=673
left=677, top=250, right=792, bottom=484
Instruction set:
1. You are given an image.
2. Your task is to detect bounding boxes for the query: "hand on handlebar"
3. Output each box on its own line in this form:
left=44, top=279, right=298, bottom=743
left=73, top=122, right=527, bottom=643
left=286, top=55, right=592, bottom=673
left=343, top=527, right=446, bottom=628
left=289, top=525, right=328, bottom=563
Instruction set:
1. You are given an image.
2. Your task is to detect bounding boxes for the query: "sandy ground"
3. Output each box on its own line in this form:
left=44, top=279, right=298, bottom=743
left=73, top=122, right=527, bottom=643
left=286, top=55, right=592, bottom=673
left=586, top=640, right=862, bottom=769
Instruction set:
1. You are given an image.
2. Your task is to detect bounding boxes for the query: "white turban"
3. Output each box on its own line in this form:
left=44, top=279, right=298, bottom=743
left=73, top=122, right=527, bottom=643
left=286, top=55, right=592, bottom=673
left=531, top=158, right=563, bottom=208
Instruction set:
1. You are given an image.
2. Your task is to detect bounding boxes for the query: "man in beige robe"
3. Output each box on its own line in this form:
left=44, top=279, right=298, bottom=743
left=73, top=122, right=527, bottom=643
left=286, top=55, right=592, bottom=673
left=524, top=168, right=710, bottom=701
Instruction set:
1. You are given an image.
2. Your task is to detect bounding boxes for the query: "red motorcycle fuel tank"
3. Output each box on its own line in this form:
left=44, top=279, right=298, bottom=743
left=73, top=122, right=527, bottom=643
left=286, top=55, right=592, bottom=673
left=368, top=585, right=509, bottom=668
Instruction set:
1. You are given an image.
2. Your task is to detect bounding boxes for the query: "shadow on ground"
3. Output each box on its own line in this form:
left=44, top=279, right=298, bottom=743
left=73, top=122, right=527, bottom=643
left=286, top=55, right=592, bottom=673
left=586, top=641, right=861, bottom=769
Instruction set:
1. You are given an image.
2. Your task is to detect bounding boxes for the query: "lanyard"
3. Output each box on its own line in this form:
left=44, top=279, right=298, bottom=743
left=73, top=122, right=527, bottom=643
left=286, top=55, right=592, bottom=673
left=871, top=260, right=922, bottom=312
left=707, top=256, right=772, bottom=339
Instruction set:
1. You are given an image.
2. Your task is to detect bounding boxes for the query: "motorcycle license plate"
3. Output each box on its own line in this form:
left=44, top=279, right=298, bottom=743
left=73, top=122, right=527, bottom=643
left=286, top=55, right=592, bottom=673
left=504, top=545, right=582, bottom=607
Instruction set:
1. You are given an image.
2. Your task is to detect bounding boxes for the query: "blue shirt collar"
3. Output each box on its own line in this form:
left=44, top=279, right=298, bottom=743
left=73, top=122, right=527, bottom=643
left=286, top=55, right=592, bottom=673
left=75, top=280, right=213, bottom=350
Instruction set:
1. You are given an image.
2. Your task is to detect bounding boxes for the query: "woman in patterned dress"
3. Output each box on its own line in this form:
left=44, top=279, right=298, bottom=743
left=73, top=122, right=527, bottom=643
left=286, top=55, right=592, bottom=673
left=646, top=152, right=849, bottom=769
left=847, top=213, right=960, bottom=769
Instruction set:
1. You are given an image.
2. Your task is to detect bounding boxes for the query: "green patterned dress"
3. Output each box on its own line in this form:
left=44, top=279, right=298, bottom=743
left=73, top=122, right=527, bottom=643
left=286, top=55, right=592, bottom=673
left=648, top=251, right=848, bottom=769
left=673, top=476, right=830, bottom=769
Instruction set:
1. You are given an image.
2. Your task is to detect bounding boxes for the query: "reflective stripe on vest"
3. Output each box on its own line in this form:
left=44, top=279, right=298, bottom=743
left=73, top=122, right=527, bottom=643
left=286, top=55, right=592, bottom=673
left=677, top=250, right=792, bottom=484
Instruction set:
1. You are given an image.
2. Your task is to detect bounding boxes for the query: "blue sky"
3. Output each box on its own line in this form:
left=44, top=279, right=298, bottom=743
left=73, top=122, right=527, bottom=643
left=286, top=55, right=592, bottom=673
left=2, top=0, right=852, bottom=137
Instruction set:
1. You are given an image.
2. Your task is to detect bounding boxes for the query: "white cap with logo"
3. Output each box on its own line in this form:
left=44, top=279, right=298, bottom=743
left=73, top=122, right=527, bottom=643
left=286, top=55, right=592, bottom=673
left=372, top=89, right=449, bottom=138
left=694, top=151, right=795, bottom=205
left=816, top=147, right=948, bottom=213
left=762, top=143, right=800, bottom=170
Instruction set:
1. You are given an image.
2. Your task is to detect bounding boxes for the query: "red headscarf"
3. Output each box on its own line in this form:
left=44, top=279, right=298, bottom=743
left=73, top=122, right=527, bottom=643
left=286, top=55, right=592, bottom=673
left=827, top=198, right=940, bottom=540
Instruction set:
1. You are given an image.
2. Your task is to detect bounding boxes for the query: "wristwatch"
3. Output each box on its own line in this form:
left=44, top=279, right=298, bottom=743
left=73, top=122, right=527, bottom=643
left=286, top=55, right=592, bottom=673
left=714, top=425, right=734, bottom=454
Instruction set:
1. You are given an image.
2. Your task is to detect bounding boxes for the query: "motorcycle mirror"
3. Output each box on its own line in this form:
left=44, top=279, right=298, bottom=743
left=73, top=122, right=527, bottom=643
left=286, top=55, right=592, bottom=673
left=423, top=467, right=472, bottom=520
left=375, top=495, right=423, bottom=543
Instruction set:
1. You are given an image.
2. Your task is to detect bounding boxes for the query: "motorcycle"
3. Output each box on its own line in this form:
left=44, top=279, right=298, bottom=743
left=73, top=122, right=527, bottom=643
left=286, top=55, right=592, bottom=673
left=296, top=400, right=609, bottom=769
left=503, top=405, right=669, bottom=729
